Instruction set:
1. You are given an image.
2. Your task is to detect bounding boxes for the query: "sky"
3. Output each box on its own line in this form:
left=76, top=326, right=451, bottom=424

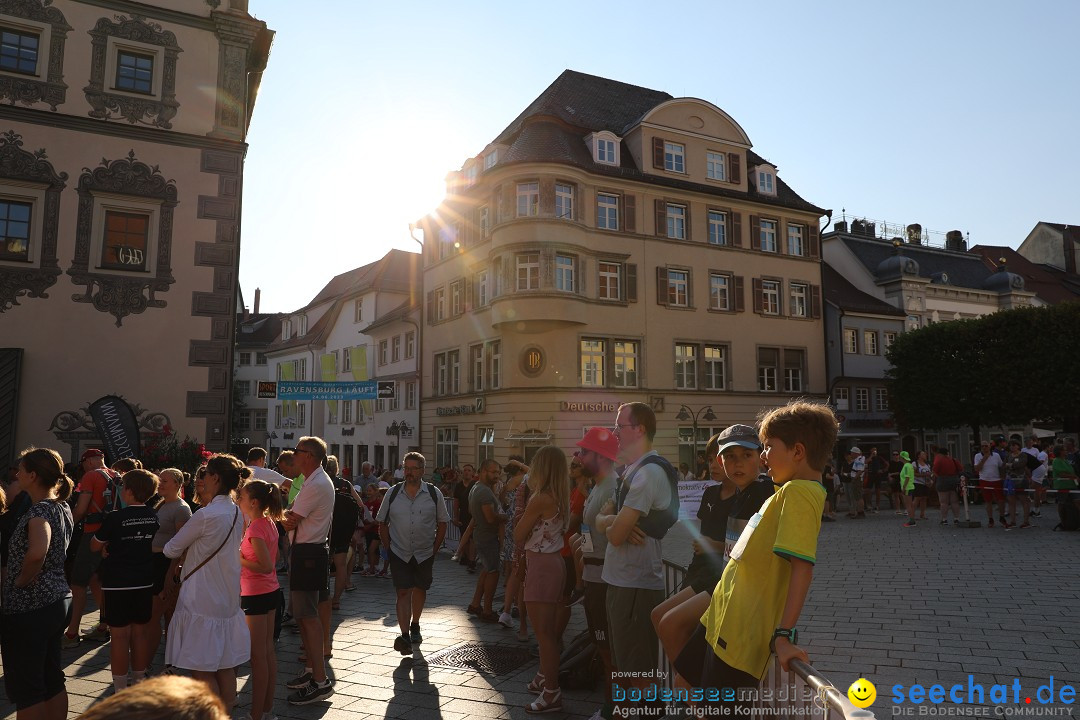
left=239, top=1, right=1080, bottom=313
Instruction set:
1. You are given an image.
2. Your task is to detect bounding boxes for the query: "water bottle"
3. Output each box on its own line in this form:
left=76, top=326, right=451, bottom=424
left=103, top=483, right=113, bottom=512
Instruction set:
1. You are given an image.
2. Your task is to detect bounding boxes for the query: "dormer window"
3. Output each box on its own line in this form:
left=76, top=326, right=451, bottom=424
left=463, top=163, right=478, bottom=187
left=757, top=169, right=775, bottom=195
left=295, top=315, right=307, bottom=336
left=484, top=150, right=498, bottom=170
left=282, top=318, right=291, bottom=340
left=587, top=132, right=621, bottom=166
left=597, top=138, right=615, bottom=163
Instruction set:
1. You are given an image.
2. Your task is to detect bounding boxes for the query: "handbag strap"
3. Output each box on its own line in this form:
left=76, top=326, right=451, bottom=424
left=182, top=506, right=239, bottom=583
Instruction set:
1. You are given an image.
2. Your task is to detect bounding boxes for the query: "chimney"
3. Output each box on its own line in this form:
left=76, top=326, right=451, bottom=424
left=945, top=230, right=966, bottom=252
left=906, top=224, right=922, bottom=245
left=254, top=288, right=261, bottom=315
left=835, top=220, right=848, bottom=233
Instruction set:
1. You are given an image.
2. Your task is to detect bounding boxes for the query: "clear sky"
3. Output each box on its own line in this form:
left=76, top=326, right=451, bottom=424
left=240, top=0, right=1079, bottom=313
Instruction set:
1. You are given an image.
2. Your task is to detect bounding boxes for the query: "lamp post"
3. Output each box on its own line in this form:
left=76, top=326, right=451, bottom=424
left=675, top=404, right=717, bottom=472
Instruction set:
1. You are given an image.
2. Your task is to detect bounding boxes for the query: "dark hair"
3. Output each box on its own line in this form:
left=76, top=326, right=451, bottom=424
left=112, top=457, right=142, bottom=473
left=618, top=402, right=657, bottom=440
left=479, top=458, right=500, bottom=473
left=204, top=453, right=251, bottom=496
left=17, top=447, right=73, bottom=502
left=246, top=447, right=267, bottom=464
left=241, top=478, right=284, bottom=521
left=122, top=469, right=159, bottom=503
left=403, top=451, right=426, bottom=468
left=704, top=432, right=723, bottom=460
left=78, top=676, right=228, bottom=720
left=758, top=400, right=840, bottom=472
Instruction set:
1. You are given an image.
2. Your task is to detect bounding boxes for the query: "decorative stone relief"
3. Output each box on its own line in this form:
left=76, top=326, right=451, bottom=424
left=67, top=150, right=178, bottom=326
left=0, top=0, right=71, bottom=110
left=0, top=130, right=67, bottom=312
left=83, top=15, right=182, bottom=128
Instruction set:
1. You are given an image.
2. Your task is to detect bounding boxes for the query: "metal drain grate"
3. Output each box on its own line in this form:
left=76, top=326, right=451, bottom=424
left=424, top=642, right=534, bottom=675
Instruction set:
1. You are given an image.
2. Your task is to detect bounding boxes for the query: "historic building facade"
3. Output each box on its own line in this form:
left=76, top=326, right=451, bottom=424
left=418, top=70, right=828, bottom=468
left=0, top=0, right=272, bottom=463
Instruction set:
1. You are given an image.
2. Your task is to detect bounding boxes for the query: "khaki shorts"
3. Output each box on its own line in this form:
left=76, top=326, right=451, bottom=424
left=605, top=585, right=664, bottom=673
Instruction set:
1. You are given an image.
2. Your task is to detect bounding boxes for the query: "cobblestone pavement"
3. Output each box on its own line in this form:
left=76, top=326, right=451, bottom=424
left=3, top=502, right=1079, bottom=718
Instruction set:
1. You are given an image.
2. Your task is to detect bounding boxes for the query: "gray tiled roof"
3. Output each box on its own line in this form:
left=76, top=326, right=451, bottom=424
left=822, top=263, right=906, bottom=316
left=836, top=234, right=996, bottom=291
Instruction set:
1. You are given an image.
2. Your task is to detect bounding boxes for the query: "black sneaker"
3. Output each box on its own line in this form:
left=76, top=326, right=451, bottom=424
left=288, top=678, right=334, bottom=705
left=286, top=670, right=312, bottom=689
left=394, top=634, right=412, bottom=655
left=410, top=623, right=422, bottom=645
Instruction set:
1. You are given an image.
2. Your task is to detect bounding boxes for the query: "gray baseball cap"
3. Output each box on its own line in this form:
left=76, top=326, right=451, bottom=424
left=717, top=424, right=762, bottom=453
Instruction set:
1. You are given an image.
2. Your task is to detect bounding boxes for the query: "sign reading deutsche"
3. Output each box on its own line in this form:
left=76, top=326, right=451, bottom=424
left=277, top=381, right=379, bottom=401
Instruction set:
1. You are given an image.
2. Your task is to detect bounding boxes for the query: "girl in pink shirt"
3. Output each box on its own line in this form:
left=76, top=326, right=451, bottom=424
left=239, top=479, right=284, bottom=720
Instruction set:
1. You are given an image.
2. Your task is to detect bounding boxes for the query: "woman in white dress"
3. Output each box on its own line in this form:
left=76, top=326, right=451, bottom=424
left=164, top=454, right=251, bottom=712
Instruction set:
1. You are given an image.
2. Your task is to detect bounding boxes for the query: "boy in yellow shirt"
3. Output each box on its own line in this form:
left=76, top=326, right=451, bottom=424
left=688, top=400, right=837, bottom=708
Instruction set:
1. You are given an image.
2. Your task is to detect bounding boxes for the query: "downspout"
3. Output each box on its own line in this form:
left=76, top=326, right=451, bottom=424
left=409, top=223, right=424, bottom=457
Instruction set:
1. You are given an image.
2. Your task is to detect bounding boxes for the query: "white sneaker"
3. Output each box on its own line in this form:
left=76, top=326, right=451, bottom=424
left=498, top=612, right=514, bottom=628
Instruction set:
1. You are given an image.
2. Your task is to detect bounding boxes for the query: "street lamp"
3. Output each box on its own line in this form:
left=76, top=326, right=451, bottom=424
left=675, top=404, right=718, bottom=472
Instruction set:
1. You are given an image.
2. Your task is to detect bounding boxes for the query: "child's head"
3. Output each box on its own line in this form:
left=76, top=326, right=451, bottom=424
left=717, top=424, right=762, bottom=489
left=703, top=433, right=727, bottom=482
left=757, top=401, right=839, bottom=479
left=240, top=478, right=284, bottom=521
left=121, top=469, right=159, bottom=504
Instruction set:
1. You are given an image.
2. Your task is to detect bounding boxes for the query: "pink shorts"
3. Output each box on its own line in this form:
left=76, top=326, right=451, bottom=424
left=523, top=550, right=565, bottom=604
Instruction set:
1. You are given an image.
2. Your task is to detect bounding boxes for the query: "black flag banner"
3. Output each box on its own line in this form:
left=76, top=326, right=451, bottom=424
left=87, top=395, right=141, bottom=466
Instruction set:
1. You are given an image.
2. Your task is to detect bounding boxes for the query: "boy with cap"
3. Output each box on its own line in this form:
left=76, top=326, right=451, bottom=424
left=691, top=401, right=836, bottom=709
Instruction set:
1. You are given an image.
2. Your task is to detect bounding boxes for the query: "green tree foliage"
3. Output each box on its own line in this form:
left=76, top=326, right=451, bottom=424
left=886, top=303, right=1080, bottom=434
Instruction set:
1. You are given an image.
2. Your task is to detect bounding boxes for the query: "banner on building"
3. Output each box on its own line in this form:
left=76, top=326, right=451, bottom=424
left=87, top=395, right=141, bottom=466
left=277, top=381, right=380, bottom=401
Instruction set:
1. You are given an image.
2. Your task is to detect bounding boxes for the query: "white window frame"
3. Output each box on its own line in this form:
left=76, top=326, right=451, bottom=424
left=343, top=348, right=352, bottom=372
left=406, top=381, right=416, bottom=409
left=238, top=351, right=251, bottom=365
left=470, top=344, right=484, bottom=392
left=783, top=349, right=805, bottom=393
left=668, top=269, right=689, bottom=307
left=704, top=344, right=727, bottom=390
left=448, top=349, right=460, bottom=394
left=675, top=343, right=697, bottom=389
left=760, top=219, right=777, bottom=253
left=598, top=261, right=621, bottom=301
left=875, top=387, right=889, bottom=411
left=707, top=210, right=727, bottom=246
left=378, top=340, right=388, bottom=366
left=354, top=298, right=363, bottom=323
left=479, top=206, right=489, bottom=236
left=834, top=387, right=849, bottom=411
left=884, top=331, right=897, bottom=349
left=343, top=400, right=352, bottom=424
left=597, top=193, right=619, bottom=231
left=405, top=331, right=415, bottom=359
left=580, top=338, right=605, bottom=387
left=255, top=352, right=266, bottom=366
left=664, top=141, right=685, bottom=173
left=855, top=388, right=870, bottom=412
left=435, top=427, right=458, bottom=469
left=706, top=151, right=726, bottom=181
left=488, top=340, right=501, bottom=390
left=666, top=203, right=686, bottom=240
left=789, top=283, right=808, bottom=318
left=484, top=150, right=497, bottom=170
left=477, top=426, right=495, bottom=461
left=516, top=252, right=539, bottom=291
left=391, top=335, right=401, bottom=362
left=516, top=181, right=539, bottom=217
left=434, top=352, right=447, bottom=396
left=709, top=273, right=730, bottom=311
left=451, top=280, right=464, bottom=315
left=555, top=254, right=575, bottom=292
left=757, top=169, right=775, bottom=194
left=787, top=224, right=804, bottom=256
left=843, top=328, right=858, bottom=354
left=864, top=330, right=878, bottom=356
left=612, top=340, right=638, bottom=389
left=0, top=20, right=49, bottom=81
left=434, top=287, right=446, bottom=322
left=757, top=347, right=779, bottom=392
left=555, top=183, right=574, bottom=220
left=477, top=270, right=489, bottom=307
left=254, top=409, right=267, bottom=431
left=761, top=279, right=781, bottom=315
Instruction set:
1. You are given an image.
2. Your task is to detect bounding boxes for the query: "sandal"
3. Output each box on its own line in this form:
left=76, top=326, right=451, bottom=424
left=526, top=688, right=562, bottom=714
left=526, top=673, right=545, bottom=693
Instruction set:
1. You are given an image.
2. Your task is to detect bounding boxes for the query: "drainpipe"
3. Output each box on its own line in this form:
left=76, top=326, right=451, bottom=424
left=409, top=223, right=424, bottom=458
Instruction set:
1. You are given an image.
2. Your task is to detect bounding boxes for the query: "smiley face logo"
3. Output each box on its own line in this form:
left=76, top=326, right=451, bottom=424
left=847, top=678, right=876, bottom=708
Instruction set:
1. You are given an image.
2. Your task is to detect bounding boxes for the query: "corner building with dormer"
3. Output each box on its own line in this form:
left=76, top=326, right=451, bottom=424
left=418, top=70, right=827, bottom=468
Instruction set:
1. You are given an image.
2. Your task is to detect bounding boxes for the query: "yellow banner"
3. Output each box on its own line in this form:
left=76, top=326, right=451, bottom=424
left=350, top=346, right=372, bottom=419
left=321, top=353, right=337, bottom=416
left=280, top=361, right=295, bottom=421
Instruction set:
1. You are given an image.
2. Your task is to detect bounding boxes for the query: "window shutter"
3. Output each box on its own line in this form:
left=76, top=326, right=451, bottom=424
left=426, top=290, right=434, bottom=324
left=731, top=212, right=742, bottom=247
left=734, top=275, right=745, bottom=312
left=541, top=246, right=555, bottom=290
left=626, top=263, right=637, bottom=302
left=503, top=184, right=515, bottom=222
left=811, top=284, right=822, bottom=319
left=752, top=278, right=763, bottom=313
left=653, top=137, right=665, bottom=168
left=684, top=203, right=692, bottom=242
left=750, top=215, right=761, bottom=251
left=776, top=280, right=784, bottom=315
left=464, top=277, right=473, bottom=312
left=728, top=152, right=741, bottom=184
left=656, top=266, right=668, bottom=305
left=540, top=178, right=555, bottom=216
left=576, top=256, right=584, bottom=295
left=808, top=223, right=821, bottom=258
left=623, top=194, right=636, bottom=233
left=473, top=274, right=481, bottom=308
left=654, top=199, right=666, bottom=237
left=686, top=269, right=694, bottom=308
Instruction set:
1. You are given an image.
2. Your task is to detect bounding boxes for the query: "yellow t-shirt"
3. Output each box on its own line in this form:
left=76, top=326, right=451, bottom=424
left=700, top=478, right=825, bottom=680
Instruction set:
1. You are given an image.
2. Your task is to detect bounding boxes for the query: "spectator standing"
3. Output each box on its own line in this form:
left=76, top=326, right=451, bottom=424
left=974, top=440, right=1006, bottom=528
left=1023, top=437, right=1049, bottom=516
left=887, top=450, right=904, bottom=515
left=932, top=448, right=962, bottom=525
left=64, top=448, right=116, bottom=647
left=866, top=448, right=889, bottom=512
left=912, top=450, right=933, bottom=520
left=466, top=459, right=506, bottom=621
left=900, top=451, right=916, bottom=528
left=1003, top=440, right=1032, bottom=530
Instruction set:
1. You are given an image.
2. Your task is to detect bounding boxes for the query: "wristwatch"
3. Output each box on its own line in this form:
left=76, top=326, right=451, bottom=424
left=770, top=627, right=797, bottom=652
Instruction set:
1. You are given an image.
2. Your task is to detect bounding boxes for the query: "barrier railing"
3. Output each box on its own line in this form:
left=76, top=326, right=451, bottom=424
left=442, top=497, right=461, bottom=551
left=659, top=559, right=876, bottom=720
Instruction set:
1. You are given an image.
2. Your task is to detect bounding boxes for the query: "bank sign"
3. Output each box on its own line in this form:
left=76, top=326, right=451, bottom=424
left=272, top=381, right=396, bottom=401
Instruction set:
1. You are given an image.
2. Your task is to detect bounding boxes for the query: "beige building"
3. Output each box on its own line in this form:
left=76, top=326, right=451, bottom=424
left=418, top=70, right=827, bottom=468
left=0, top=0, right=272, bottom=464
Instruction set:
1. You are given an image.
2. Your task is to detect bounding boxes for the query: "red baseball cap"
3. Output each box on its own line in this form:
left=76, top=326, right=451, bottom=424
left=80, top=448, right=104, bottom=462
left=576, top=427, right=619, bottom=462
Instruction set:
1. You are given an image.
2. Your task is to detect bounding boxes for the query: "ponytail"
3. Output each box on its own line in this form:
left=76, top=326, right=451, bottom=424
left=17, top=447, right=72, bottom=501
left=243, top=479, right=284, bottom=521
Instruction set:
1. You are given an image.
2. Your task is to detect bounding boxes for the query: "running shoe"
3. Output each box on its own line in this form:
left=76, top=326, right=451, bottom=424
left=288, top=679, right=334, bottom=705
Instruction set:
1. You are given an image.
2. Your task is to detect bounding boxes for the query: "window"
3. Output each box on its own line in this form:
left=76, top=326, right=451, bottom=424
left=707, top=210, right=727, bottom=246
left=253, top=409, right=267, bottom=431
left=463, top=164, right=478, bottom=187
left=237, top=351, right=251, bottom=366
left=479, top=206, right=489, bottom=236
left=0, top=29, right=38, bottom=75
left=675, top=343, right=697, bottom=389
left=327, top=404, right=337, bottom=425
left=855, top=387, right=870, bottom=412
left=843, top=328, right=858, bottom=354
left=884, top=331, right=897, bottom=349
left=343, top=400, right=352, bottom=424
left=406, top=381, right=416, bottom=409
left=597, top=139, right=616, bottom=164
left=516, top=253, right=539, bottom=290
left=834, top=387, right=849, bottom=411
left=235, top=410, right=251, bottom=432
left=789, top=283, right=808, bottom=318
left=0, top=199, right=31, bottom=262
left=376, top=397, right=385, bottom=414
left=597, top=194, right=618, bottom=230
left=664, top=142, right=685, bottom=173
left=760, top=219, right=777, bottom=252
left=704, top=345, right=727, bottom=390
left=875, top=387, right=889, bottom=411
left=354, top=298, right=363, bottom=323
left=296, top=315, right=307, bottom=336
left=477, top=270, right=489, bottom=307
left=234, top=380, right=250, bottom=398
left=783, top=349, right=805, bottom=392
left=761, top=280, right=781, bottom=315
left=477, top=427, right=495, bottom=462
left=758, top=347, right=779, bottom=392
left=516, top=182, right=539, bottom=217
left=613, top=340, right=638, bottom=388
left=757, top=170, right=775, bottom=194
left=787, top=224, right=804, bottom=256
left=435, top=427, right=458, bottom=469
left=389, top=383, right=399, bottom=411
left=448, top=349, right=460, bottom=394
left=255, top=352, right=266, bottom=365
left=581, top=339, right=605, bottom=387
left=434, top=352, right=447, bottom=395
left=864, top=331, right=878, bottom=356
left=405, top=331, right=415, bottom=359
left=493, top=257, right=503, bottom=297
left=488, top=340, right=501, bottom=389
left=709, top=273, right=730, bottom=311
left=392, top=335, right=401, bottom=362
left=298, top=403, right=306, bottom=428
left=598, top=261, right=621, bottom=300
left=343, top=348, right=352, bottom=372
left=281, top=319, right=291, bottom=341
left=378, top=340, right=388, bottom=366
left=470, top=344, right=484, bottom=392
left=706, top=152, right=726, bottom=181
left=666, top=204, right=686, bottom=240
left=100, top=210, right=149, bottom=271
left=668, top=269, right=689, bottom=307
left=484, top=150, right=498, bottom=170
left=115, top=50, right=153, bottom=94
left=555, top=254, right=575, bottom=292
left=434, top=287, right=445, bottom=321
left=450, top=279, right=464, bottom=316
left=555, top=183, right=574, bottom=220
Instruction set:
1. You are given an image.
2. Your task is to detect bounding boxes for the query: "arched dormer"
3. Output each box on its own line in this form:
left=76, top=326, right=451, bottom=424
left=585, top=130, right=621, bottom=166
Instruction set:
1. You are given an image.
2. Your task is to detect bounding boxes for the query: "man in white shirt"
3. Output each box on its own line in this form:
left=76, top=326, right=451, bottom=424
left=246, top=446, right=290, bottom=485
left=974, top=440, right=1005, bottom=528
left=1023, top=437, right=1049, bottom=517
left=281, top=436, right=335, bottom=705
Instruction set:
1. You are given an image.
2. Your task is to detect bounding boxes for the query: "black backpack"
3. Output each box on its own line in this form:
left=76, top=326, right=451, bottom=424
left=615, top=454, right=682, bottom=539
left=386, top=481, right=438, bottom=509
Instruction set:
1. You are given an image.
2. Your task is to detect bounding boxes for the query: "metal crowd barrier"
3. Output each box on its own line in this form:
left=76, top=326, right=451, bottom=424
left=659, top=559, right=875, bottom=720
left=442, top=497, right=461, bottom=551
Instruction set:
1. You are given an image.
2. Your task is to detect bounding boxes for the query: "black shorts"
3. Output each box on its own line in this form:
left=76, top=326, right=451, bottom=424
left=912, top=484, right=930, bottom=498
left=241, top=589, right=282, bottom=616
left=389, top=551, right=434, bottom=590
left=673, top=622, right=710, bottom=688
left=582, top=581, right=609, bottom=652
left=0, top=596, right=71, bottom=710
left=364, top=531, right=380, bottom=545
left=151, top=552, right=172, bottom=594
left=330, top=526, right=354, bottom=555
left=103, top=587, right=154, bottom=627
left=562, top=555, right=576, bottom=596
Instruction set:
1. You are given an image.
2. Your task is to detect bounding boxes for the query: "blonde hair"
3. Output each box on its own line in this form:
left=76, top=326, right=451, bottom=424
left=526, top=445, right=570, bottom=532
